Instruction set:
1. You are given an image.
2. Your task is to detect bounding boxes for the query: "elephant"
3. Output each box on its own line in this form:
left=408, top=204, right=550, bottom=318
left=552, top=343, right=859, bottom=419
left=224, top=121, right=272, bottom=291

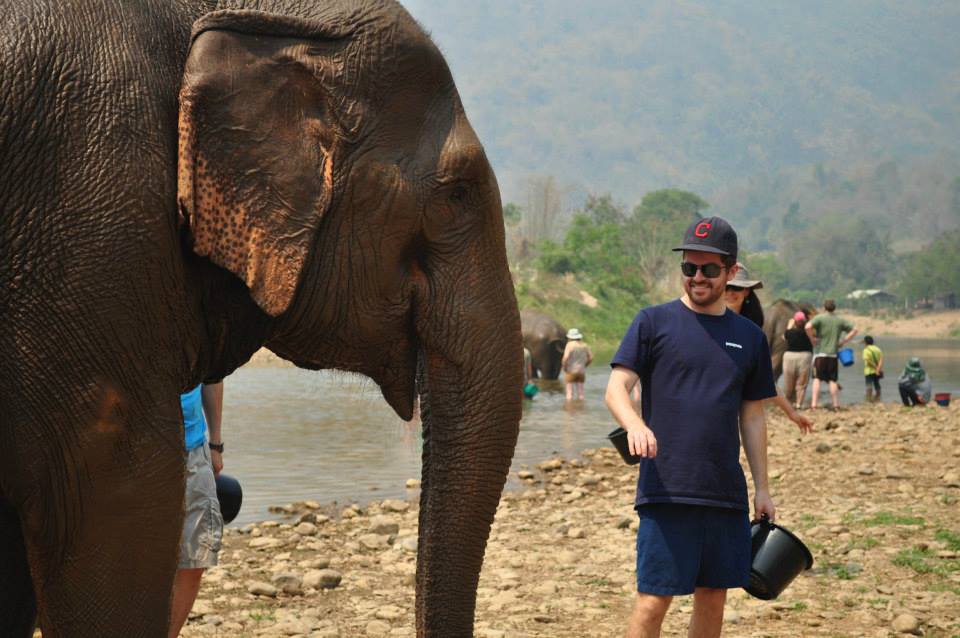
left=763, top=299, right=816, bottom=380
left=0, top=2, right=521, bottom=637
left=520, top=309, right=567, bottom=379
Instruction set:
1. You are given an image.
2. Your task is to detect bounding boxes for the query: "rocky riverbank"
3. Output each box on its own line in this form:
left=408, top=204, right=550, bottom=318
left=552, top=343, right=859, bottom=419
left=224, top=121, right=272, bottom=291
left=172, top=403, right=958, bottom=638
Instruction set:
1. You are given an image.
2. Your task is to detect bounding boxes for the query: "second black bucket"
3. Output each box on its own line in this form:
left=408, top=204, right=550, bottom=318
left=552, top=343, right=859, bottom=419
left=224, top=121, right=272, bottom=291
left=216, top=473, right=243, bottom=524
left=607, top=427, right=643, bottom=465
left=745, top=517, right=814, bottom=600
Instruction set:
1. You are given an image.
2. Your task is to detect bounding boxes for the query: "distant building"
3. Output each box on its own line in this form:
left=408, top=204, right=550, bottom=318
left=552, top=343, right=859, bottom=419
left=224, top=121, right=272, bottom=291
left=933, top=293, right=957, bottom=310
left=846, top=289, right=897, bottom=304
left=910, top=293, right=956, bottom=310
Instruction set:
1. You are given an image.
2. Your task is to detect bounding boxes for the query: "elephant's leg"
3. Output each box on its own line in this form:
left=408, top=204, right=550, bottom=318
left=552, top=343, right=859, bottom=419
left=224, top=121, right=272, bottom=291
left=0, top=495, right=36, bottom=638
left=18, top=398, right=186, bottom=638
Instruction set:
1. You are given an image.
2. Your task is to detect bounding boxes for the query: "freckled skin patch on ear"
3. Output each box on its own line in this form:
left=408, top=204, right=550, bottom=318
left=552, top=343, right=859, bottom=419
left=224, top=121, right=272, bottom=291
left=93, top=386, right=124, bottom=435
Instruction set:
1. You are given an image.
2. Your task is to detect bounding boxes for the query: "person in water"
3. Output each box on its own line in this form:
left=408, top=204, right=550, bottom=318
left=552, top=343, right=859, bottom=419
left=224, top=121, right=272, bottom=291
left=561, top=328, right=593, bottom=401
left=862, top=335, right=884, bottom=402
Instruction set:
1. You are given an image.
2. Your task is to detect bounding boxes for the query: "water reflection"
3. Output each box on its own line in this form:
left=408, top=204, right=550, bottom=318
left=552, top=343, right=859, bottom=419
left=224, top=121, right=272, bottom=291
left=224, top=337, right=960, bottom=524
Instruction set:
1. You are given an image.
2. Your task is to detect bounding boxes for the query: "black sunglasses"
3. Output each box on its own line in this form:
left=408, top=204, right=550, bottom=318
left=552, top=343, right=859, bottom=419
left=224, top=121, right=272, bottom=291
left=725, top=285, right=745, bottom=292
left=680, top=261, right=726, bottom=278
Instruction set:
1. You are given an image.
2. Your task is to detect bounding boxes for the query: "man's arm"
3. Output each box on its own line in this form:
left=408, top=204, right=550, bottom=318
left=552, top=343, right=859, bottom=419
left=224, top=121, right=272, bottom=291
left=605, top=366, right=657, bottom=457
left=739, top=399, right=775, bottom=521
left=839, top=325, right=859, bottom=347
left=201, top=382, right=224, bottom=476
left=804, top=321, right=816, bottom=344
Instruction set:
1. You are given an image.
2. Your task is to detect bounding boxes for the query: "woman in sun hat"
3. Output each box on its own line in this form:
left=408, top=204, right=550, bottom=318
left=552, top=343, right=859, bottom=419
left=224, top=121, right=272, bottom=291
left=561, top=327, right=593, bottom=401
left=723, top=264, right=765, bottom=327
left=724, top=264, right=814, bottom=433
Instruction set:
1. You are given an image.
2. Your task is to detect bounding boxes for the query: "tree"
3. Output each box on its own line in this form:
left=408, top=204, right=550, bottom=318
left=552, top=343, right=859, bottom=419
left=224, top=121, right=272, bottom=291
left=897, top=232, right=960, bottom=302
left=747, top=253, right=789, bottom=295
left=627, top=189, right=709, bottom=292
left=522, top=175, right=571, bottom=248
left=781, top=216, right=890, bottom=294
left=503, top=202, right=522, bottom=222
left=582, top=193, right=627, bottom=225
left=782, top=201, right=804, bottom=232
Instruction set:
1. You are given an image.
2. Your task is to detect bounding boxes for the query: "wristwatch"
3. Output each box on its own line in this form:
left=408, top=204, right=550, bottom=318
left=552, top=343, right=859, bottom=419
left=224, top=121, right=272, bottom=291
left=209, top=441, right=224, bottom=453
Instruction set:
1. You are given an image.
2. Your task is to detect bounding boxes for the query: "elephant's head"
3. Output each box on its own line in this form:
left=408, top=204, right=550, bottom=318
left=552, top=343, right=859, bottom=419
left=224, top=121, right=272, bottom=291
left=177, top=5, right=521, bottom=636
left=520, top=309, right=567, bottom=379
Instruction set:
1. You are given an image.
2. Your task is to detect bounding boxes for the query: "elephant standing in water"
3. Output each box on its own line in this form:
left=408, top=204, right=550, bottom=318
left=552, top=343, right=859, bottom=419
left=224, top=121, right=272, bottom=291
left=0, top=2, right=521, bottom=637
left=520, top=309, right=567, bottom=379
left=764, top=299, right=816, bottom=379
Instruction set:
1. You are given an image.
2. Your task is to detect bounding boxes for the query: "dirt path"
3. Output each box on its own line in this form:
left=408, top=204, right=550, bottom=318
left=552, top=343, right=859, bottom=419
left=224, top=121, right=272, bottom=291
left=170, top=403, right=959, bottom=637
left=839, top=309, right=960, bottom=339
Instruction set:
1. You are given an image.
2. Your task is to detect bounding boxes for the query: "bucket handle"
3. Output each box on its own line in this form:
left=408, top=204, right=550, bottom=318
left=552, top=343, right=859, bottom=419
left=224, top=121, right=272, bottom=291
left=751, top=513, right=775, bottom=530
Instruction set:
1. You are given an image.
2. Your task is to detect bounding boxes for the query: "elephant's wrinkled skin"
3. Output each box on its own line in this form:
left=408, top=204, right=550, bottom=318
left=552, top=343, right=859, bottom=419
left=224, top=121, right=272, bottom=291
left=764, top=299, right=816, bottom=380
left=520, top=309, right=567, bottom=379
left=0, top=2, right=521, bottom=637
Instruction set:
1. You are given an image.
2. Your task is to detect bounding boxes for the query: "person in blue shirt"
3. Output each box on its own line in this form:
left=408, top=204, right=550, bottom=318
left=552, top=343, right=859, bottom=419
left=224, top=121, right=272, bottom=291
left=605, top=217, right=777, bottom=638
left=169, top=382, right=224, bottom=638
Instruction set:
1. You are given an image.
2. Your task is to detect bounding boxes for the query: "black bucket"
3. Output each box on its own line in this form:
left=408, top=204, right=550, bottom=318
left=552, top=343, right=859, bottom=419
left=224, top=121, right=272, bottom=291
left=745, top=517, right=814, bottom=600
left=607, top=427, right=643, bottom=465
left=215, top=473, right=243, bottom=524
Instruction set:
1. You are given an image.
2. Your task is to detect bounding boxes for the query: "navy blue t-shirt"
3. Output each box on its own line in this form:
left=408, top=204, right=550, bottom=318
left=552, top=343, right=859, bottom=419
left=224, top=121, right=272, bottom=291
left=611, top=299, right=777, bottom=511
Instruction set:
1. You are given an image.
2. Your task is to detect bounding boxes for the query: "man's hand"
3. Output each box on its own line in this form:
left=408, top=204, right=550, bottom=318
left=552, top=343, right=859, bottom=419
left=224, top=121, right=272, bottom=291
left=606, top=366, right=657, bottom=458
left=211, top=450, right=223, bottom=478
left=626, top=423, right=658, bottom=458
left=754, top=489, right=776, bottom=522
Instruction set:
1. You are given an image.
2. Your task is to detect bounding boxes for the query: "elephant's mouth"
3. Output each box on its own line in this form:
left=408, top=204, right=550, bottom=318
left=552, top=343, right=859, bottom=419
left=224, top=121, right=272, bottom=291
left=377, top=351, right=418, bottom=421
left=268, top=337, right=419, bottom=421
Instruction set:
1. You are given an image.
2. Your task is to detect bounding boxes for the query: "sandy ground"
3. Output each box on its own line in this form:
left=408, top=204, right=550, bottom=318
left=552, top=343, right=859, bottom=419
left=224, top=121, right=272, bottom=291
left=839, top=309, right=960, bottom=339
left=246, top=349, right=296, bottom=368
left=165, top=403, right=959, bottom=638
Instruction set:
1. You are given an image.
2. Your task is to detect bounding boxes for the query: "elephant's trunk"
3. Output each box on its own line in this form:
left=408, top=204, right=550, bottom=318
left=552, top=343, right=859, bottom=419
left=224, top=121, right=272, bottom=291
left=414, top=284, right=522, bottom=637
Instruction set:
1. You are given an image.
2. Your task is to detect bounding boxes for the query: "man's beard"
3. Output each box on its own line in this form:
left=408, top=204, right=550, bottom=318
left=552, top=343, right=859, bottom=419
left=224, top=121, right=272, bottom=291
left=685, top=279, right=725, bottom=308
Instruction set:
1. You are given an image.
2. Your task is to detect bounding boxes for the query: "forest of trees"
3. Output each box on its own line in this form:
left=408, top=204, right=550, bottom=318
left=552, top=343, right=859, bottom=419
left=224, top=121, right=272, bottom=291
left=506, top=183, right=960, bottom=341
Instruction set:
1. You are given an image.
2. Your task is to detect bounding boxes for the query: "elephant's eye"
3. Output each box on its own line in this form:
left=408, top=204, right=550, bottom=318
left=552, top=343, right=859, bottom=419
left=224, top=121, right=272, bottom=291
left=448, top=184, right=468, bottom=203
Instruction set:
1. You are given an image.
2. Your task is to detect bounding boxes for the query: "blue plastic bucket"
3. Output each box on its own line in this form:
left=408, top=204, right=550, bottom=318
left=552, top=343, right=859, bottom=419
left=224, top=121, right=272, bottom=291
left=935, top=392, right=951, bottom=407
left=838, top=348, right=854, bottom=367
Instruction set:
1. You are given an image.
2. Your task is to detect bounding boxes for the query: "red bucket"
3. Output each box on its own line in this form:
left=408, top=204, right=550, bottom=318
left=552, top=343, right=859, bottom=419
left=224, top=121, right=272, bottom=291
left=934, top=392, right=951, bottom=407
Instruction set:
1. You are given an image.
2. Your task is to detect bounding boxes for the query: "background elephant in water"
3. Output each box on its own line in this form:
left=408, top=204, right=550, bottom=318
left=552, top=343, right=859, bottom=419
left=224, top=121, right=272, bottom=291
left=521, top=309, right=567, bottom=379
left=0, top=3, right=521, bottom=637
left=764, top=299, right=816, bottom=380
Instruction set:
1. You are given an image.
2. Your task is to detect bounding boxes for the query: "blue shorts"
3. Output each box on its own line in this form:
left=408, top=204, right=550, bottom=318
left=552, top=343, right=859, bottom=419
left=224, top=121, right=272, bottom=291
left=635, top=503, right=750, bottom=596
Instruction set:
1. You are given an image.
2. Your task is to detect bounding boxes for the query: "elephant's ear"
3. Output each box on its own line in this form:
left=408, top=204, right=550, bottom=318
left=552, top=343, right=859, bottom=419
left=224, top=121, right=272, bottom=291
left=178, top=10, right=357, bottom=316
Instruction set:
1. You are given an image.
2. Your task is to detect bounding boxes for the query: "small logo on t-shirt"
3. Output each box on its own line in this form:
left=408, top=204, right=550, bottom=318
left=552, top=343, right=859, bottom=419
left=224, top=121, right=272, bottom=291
left=725, top=341, right=743, bottom=349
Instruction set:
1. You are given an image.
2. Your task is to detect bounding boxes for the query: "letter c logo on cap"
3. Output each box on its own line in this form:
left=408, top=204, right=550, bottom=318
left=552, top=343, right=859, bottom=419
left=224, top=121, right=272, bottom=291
left=694, top=222, right=711, bottom=237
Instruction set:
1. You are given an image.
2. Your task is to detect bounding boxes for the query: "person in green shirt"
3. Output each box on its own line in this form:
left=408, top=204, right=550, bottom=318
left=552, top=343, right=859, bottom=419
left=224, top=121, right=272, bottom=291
left=804, top=299, right=858, bottom=410
left=862, top=336, right=884, bottom=402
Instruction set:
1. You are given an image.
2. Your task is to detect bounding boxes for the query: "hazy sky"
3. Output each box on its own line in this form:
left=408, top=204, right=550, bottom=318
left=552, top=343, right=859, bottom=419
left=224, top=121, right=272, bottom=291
left=400, top=2, right=960, bottom=207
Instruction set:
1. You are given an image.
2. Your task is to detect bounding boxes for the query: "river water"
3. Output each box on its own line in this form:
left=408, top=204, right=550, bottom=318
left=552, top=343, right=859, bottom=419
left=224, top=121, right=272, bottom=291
left=222, top=337, right=959, bottom=524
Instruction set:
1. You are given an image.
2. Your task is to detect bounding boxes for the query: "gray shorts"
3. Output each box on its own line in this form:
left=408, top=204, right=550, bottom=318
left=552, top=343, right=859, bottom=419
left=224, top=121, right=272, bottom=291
left=179, top=443, right=223, bottom=569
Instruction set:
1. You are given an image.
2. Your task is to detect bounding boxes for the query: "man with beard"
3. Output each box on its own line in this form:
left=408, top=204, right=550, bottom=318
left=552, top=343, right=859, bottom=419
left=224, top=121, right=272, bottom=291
left=605, top=216, right=777, bottom=638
